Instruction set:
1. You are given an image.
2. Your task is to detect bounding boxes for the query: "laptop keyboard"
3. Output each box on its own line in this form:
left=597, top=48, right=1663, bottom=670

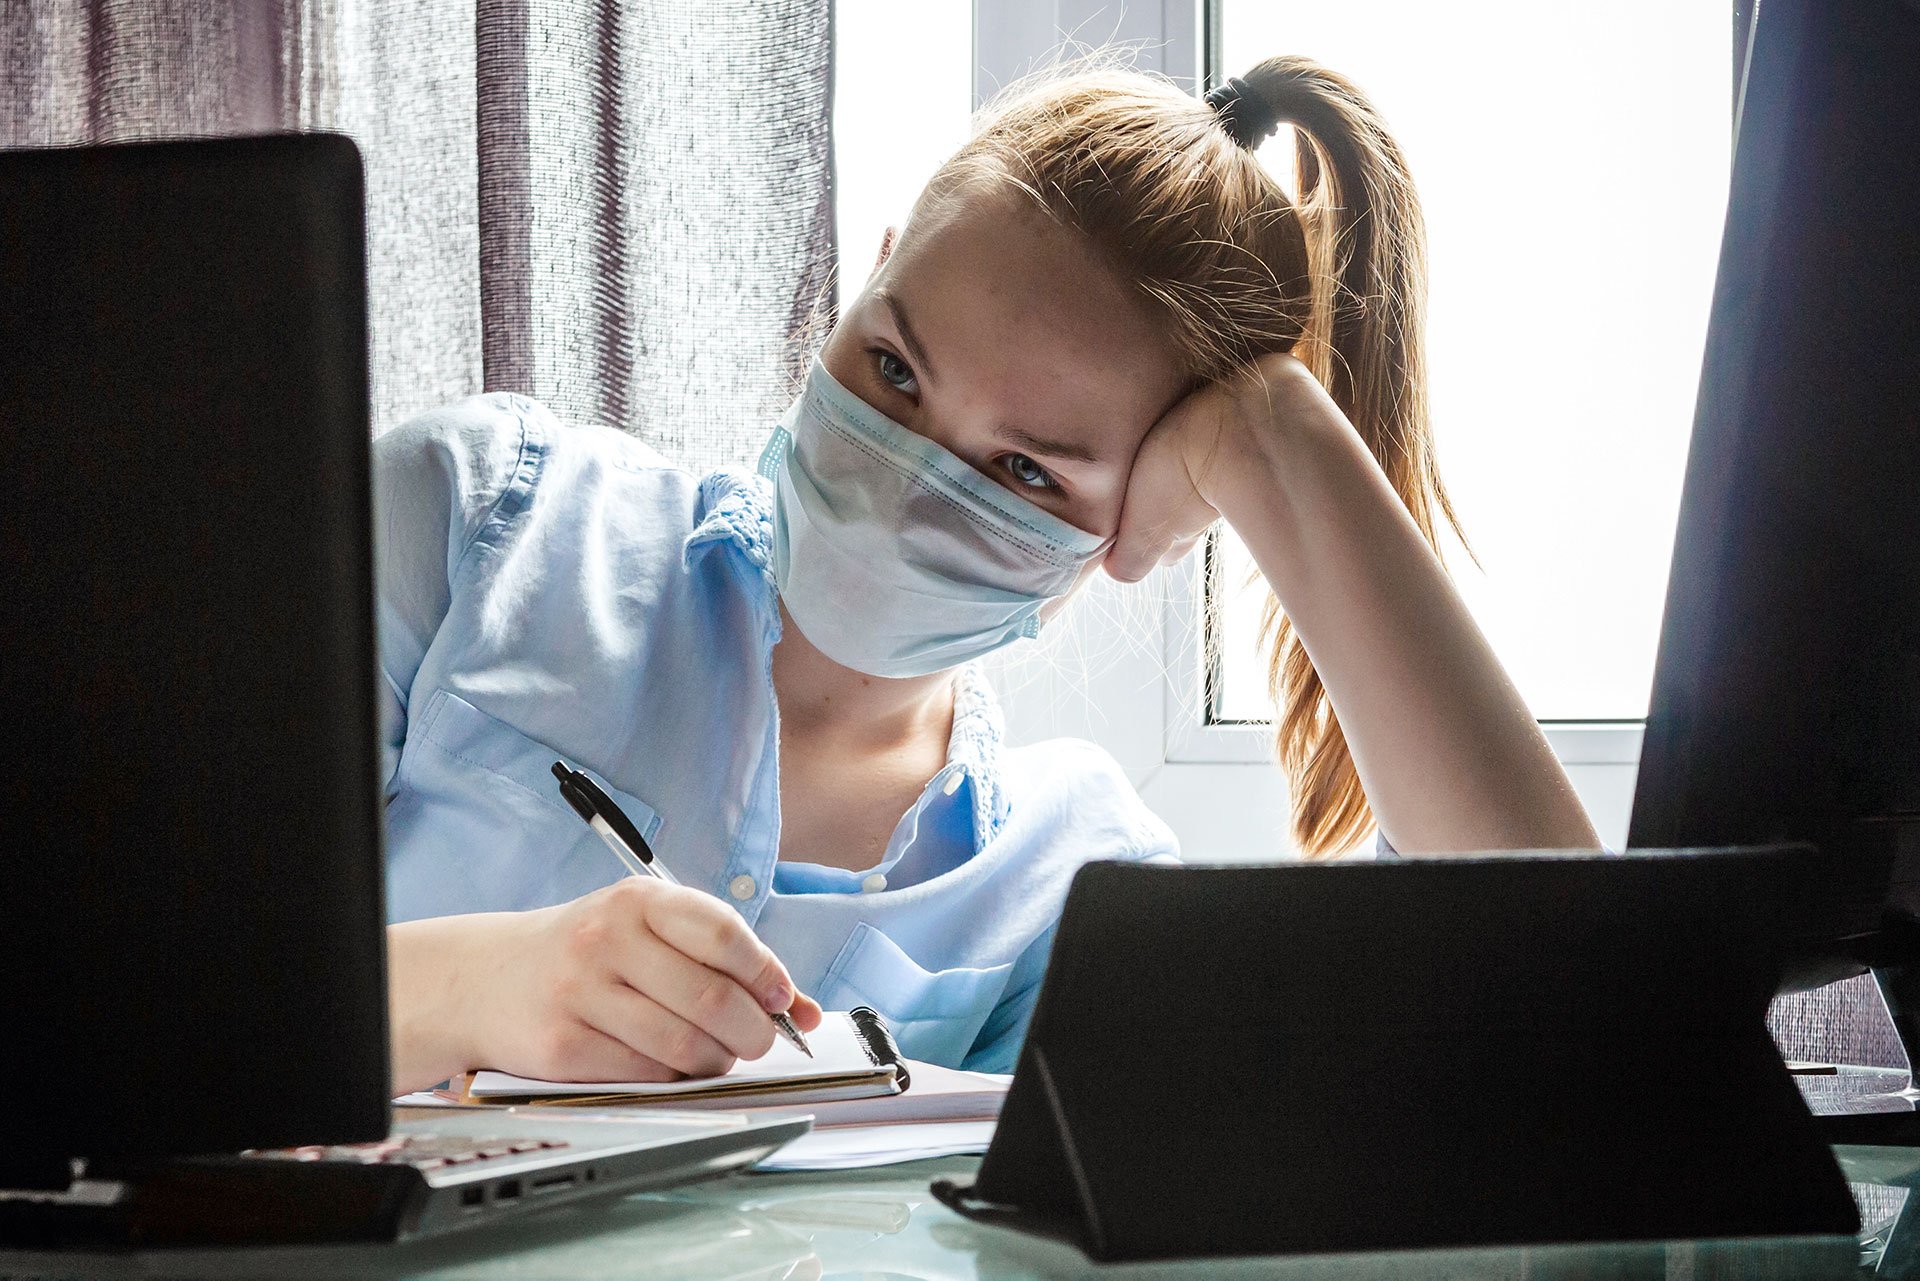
left=241, top=1134, right=571, bottom=1170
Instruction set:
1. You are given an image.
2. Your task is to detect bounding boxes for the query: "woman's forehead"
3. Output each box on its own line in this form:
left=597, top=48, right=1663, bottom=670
left=881, top=185, right=1186, bottom=435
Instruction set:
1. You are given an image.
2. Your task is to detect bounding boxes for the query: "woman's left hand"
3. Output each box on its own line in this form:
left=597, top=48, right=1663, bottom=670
left=1105, top=351, right=1322, bottom=583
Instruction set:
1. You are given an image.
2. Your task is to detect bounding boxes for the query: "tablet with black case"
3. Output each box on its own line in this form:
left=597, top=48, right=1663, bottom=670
left=933, top=852, right=1856, bottom=1261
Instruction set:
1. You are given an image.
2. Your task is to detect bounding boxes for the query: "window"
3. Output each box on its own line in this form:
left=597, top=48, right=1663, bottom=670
left=832, top=1, right=975, bottom=315
left=1210, top=2, right=1733, bottom=725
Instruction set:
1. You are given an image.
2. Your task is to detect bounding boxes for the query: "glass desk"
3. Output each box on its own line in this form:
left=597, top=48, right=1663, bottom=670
left=9, top=1148, right=1919, bottom=1279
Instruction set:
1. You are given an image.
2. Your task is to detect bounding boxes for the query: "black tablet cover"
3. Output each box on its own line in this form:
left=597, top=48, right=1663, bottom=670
left=935, top=850, right=1858, bottom=1260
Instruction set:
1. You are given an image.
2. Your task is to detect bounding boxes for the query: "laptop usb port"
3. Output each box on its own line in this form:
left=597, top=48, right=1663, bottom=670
left=496, top=1179, right=522, bottom=1200
left=459, top=1186, right=484, bottom=1209
left=531, top=1172, right=578, bottom=1193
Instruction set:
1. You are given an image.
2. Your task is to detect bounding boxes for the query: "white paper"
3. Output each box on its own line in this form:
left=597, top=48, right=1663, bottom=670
left=755, top=1120, right=997, bottom=1172
left=392, top=1090, right=457, bottom=1107
left=470, top=1011, right=887, bottom=1098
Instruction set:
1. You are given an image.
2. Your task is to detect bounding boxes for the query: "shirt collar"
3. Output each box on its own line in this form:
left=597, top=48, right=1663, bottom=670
left=944, top=662, right=1010, bottom=850
left=844, top=662, right=1010, bottom=881
left=682, top=470, right=777, bottom=583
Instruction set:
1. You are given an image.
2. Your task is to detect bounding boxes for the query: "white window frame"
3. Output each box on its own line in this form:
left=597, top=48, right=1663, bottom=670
left=967, top=0, right=1645, bottom=854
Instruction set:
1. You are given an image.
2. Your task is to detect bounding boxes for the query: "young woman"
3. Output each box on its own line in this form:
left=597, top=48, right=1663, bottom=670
left=383, top=57, right=1600, bottom=1095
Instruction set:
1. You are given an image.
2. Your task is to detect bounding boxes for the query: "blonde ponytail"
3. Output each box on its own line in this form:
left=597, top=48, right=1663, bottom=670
left=1237, top=58, right=1462, bottom=856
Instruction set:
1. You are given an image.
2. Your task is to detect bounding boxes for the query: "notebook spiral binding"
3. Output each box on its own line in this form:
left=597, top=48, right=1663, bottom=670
left=847, top=1006, right=912, bottom=1091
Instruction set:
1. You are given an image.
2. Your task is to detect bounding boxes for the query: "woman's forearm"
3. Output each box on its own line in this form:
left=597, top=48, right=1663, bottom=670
left=387, top=915, right=490, bottom=1096
left=1206, top=368, right=1600, bottom=855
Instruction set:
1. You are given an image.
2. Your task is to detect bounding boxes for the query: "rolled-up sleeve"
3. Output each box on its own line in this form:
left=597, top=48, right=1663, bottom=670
left=371, top=397, right=530, bottom=792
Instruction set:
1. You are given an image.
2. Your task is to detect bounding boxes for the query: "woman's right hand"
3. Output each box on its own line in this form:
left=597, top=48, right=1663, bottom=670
left=386, top=881, right=823, bottom=1095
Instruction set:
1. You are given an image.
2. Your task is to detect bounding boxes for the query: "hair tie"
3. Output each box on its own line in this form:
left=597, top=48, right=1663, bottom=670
left=1204, top=76, right=1280, bottom=149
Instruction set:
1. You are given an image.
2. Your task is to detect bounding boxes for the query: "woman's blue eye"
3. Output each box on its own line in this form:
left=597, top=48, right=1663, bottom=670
left=876, top=350, right=917, bottom=392
left=1004, top=454, right=1056, bottom=489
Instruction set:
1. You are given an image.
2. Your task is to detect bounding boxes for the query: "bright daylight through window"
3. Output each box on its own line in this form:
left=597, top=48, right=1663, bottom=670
left=834, top=2, right=1732, bottom=733
left=1213, top=1, right=1732, bottom=724
left=833, top=1, right=974, bottom=315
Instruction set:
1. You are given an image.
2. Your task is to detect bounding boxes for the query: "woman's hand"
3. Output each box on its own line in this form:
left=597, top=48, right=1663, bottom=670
left=1106, top=352, right=1327, bottom=583
left=387, top=881, right=824, bottom=1096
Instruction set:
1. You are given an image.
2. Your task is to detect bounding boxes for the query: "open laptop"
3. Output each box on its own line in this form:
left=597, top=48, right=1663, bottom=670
left=0, top=133, right=806, bottom=1246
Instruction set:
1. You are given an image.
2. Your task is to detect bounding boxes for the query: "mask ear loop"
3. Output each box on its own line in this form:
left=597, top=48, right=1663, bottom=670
left=756, top=425, right=793, bottom=481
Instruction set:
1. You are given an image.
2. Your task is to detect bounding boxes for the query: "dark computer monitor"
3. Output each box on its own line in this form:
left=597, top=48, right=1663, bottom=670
left=0, top=135, right=389, bottom=1187
left=1628, top=0, right=1920, bottom=1082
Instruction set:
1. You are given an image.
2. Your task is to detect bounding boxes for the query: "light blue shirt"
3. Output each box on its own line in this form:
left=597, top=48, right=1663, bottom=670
left=374, top=392, right=1180, bottom=1072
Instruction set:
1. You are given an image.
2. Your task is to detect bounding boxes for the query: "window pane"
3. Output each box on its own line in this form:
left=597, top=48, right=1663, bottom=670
left=1216, top=3, right=1731, bottom=722
left=833, top=2, right=975, bottom=315
left=1214, top=529, right=1276, bottom=722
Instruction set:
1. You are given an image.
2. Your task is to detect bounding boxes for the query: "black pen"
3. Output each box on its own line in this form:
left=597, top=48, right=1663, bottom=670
left=551, top=761, right=812, bottom=1058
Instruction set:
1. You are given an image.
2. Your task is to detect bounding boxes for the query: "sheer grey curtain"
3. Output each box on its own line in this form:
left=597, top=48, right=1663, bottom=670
left=1, top=0, right=835, bottom=469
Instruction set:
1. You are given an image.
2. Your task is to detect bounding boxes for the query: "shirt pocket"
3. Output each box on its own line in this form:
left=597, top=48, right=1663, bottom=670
left=814, top=922, right=1015, bottom=1068
left=396, top=688, right=663, bottom=911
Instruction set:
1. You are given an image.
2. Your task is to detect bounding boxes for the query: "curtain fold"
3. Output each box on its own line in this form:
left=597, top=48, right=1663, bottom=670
left=1, top=0, right=835, bottom=470
left=326, top=0, right=484, bottom=429
left=1, top=0, right=301, bottom=143
left=475, top=0, right=834, bottom=463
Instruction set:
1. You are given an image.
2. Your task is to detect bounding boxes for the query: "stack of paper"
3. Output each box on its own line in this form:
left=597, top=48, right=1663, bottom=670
left=756, top=1120, right=997, bottom=1172
left=738, top=1060, right=1009, bottom=1128
left=747, top=1062, right=1009, bottom=1171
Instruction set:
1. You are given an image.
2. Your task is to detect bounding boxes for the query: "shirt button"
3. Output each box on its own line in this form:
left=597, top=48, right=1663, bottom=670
left=862, top=873, right=887, bottom=894
left=728, top=875, right=757, bottom=901
left=942, top=771, right=964, bottom=796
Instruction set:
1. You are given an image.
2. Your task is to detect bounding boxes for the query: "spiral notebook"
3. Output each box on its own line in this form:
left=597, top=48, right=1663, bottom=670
left=451, top=1007, right=911, bottom=1109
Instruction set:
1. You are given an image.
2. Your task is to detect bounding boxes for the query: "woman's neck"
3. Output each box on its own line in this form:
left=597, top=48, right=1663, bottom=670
left=770, top=602, right=955, bottom=752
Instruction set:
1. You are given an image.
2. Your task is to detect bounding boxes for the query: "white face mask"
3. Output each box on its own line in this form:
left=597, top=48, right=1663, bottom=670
left=756, top=358, right=1110, bottom=679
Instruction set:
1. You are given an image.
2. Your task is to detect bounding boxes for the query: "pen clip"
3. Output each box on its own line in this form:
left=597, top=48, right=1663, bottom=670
left=550, top=760, right=656, bottom=863
left=551, top=769, right=597, bottom=826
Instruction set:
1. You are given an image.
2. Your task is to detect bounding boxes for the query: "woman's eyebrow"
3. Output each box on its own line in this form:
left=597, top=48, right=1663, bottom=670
left=1001, top=426, right=1101, bottom=465
left=874, top=288, right=937, bottom=384
left=874, top=287, right=1099, bottom=465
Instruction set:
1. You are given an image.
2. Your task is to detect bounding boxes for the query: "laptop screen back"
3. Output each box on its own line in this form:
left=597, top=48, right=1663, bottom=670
left=0, top=134, right=389, bottom=1175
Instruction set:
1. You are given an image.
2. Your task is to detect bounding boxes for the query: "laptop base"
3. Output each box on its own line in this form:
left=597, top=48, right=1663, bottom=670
left=0, top=1108, right=809, bottom=1247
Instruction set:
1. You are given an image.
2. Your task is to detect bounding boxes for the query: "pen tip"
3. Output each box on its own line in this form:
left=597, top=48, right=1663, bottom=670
left=774, top=1012, right=812, bottom=1058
